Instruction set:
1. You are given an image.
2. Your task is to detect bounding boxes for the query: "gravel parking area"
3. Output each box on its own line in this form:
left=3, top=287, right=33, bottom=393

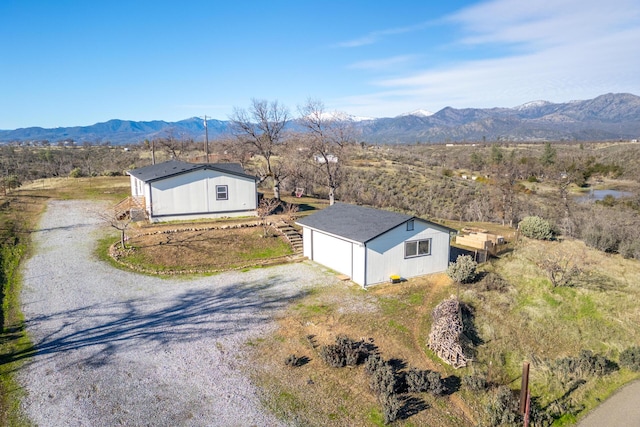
left=19, top=200, right=337, bottom=426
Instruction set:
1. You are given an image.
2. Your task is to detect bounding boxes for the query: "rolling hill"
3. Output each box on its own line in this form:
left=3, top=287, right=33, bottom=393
left=1, top=93, right=639, bottom=145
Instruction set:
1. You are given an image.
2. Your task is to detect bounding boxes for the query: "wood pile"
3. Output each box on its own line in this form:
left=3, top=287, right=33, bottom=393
left=428, top=297, right=468, bottom=368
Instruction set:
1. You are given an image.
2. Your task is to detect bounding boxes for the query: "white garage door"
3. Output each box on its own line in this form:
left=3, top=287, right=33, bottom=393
left=312, top=231, right=353, bottom=277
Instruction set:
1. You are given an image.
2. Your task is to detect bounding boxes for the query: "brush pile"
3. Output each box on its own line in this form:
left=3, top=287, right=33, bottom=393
left=428, top=296, right=468, bottom=368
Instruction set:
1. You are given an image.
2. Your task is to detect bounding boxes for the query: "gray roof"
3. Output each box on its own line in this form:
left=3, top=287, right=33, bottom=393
left=127, top=160, right=254, bottom=182
left=296, top=203, right=414, bottom=243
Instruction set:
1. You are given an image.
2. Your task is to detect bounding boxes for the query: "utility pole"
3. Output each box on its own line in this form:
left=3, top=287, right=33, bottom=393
left=203, top=115, right=209, bottom=163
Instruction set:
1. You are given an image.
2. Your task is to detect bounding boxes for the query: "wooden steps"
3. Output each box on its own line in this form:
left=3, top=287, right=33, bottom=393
left=275, top=222, right=303, bottom=254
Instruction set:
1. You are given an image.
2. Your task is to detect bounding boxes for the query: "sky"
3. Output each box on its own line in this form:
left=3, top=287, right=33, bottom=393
left=1, top=0, right=639, bottom=129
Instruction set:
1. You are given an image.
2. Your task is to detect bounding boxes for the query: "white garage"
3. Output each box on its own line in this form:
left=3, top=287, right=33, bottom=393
left=296, top=203, right=455, bottom=287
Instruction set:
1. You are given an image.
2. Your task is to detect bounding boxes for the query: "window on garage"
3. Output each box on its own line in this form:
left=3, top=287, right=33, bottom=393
left=404, top=239, right=431, bottom=258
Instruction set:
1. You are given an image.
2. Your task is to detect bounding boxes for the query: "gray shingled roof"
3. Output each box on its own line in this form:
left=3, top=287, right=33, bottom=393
left=127, top=160, right=254, bottom=182
left=296, top=203, right=413, bottom=243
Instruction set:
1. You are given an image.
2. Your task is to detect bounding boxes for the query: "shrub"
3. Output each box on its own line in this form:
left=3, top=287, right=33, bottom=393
left=369, top=363, right=397, bottom=398
left=319, top=335, right=371, bottom=368
left=284, top=354, right=304, bottom=367
left=69, top=167, right=83, bottom=178
left=319, top=344, right=345, bottom=368
left=364, top=354, right=386, bottom=375
left=462, top=374, right=488, bottom=391
left=446, top=255, right=478, bottom=284
left=620, top=346, right=640, bottom=371
left=555, top=350, right=617, bottom=379
left=336, top=335, right=369, bottom=366
left=380, top=393, right=402, bottom=424
left=478, top=272, right=510, bottom=292
left=485, top=386, right=522, bottom=427
left=581, top=224, right=620, bottom=253
left=519, top=216, right=553, bottom=240
left=406, top=368, right=444, bottom=395
left=618, top=240, right=640, bottom=260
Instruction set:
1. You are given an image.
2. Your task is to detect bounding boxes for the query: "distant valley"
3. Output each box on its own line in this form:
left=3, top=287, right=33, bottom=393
left=1, top=93, right=639, bottom=145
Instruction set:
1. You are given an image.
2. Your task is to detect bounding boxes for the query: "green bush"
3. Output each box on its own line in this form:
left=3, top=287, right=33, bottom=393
left=462, top=374, right=488, bottom=391
left=369, top=363, right=397, bottom=398
left=380, top=393, right=402, bottom=424
left=554, top=350, right=617, bottom=379
left=319, top=335, right=371, bottom=368
left=446, top=255, right=478, bottom=284
left=69, top=167, right=83, bottom=178
left=619, top=346, right=640, bottom=371
left=364, top=354, right=386, bottom=375
left=519, top=216, right=553, bottom=240
left=319, top=344, right=345, bottom=367
left=485, top=386, right=521, bottom=427
left=406, top=368, right=444, bottom=395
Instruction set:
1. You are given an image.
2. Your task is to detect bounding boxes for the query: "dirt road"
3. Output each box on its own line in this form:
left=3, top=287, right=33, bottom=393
left=19, top=200, right=336, bottom=426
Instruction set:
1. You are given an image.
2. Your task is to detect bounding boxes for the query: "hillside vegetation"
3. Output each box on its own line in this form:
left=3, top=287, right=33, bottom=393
left=1, top=140, right=639, bottom=425
left=248, top=233, right=640, bottom=426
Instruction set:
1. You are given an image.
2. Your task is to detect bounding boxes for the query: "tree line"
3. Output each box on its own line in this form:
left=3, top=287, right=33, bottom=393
left=1, top=98, right=638, bottom=259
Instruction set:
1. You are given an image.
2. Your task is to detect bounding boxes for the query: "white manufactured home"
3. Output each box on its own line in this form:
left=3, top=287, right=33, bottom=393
left=296, top=203, right=455, bottom=287
left=127, top=160, right=258, bottom=222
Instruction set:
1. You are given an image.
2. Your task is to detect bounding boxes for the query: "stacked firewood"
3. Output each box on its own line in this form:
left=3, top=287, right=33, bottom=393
left=428, top=296, right=468, bottom=368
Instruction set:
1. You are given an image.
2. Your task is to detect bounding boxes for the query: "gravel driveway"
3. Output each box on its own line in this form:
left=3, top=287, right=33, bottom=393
left=19, top=200, right=337, bottom=426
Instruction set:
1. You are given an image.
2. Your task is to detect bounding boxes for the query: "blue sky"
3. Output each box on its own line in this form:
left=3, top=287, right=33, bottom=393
left=1, top=0, right=639, bottom=129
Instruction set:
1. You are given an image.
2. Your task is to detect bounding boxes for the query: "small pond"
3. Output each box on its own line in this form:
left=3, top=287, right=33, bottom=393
left=576, top=189, right=634, bottom=202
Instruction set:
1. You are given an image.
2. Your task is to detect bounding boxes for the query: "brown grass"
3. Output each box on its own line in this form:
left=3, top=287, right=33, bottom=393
left=119, top=225, right=294, bottom=272
left=248, top=236, right=640, bottom=426
left=250, top=274, right=475, bottom=426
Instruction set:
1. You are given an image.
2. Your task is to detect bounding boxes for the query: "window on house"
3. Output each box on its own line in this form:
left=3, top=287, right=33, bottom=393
left=216, top=185, right=228, bottom=200
left=406, top=220, right=414, bottom=231
left=404, top=239, right=431, bottom=258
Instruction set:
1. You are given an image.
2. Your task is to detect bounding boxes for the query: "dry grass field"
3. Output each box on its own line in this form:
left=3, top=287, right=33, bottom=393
left=244, top=236, right=640, bottom=426
left=117, top=225, right=294, bottom=273
left=249, top=273, right=474, bottom=426
left=3, top=141, right=640, bottom=426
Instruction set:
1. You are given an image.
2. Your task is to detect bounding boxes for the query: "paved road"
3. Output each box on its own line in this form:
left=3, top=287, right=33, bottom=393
left=578, top=380, right=640, bottom=427
left=18, top=200, right=338, bottom=426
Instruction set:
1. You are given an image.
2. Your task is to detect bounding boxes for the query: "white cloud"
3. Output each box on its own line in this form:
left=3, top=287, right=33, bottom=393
left=337, top=0, right=640, bottom=117
left=335, top=20, right=432, bottom=48
left=448, top=0, right=640, bottom=48
left=347, top=55, right=419, bottom=70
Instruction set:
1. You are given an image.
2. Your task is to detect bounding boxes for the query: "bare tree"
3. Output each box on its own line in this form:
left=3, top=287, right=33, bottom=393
left=155, top=128, right=182, bottom=160
left=1, top=175, right=21, bottom=195
left=256, top=197, right=280, bottom=237
left=96, top=207, right=133, bottom=250
left=298, top=99, right=353, bottom=205
left=535, top=247, right=581, bottom=287
left=230, top=99, right=289, bottom=200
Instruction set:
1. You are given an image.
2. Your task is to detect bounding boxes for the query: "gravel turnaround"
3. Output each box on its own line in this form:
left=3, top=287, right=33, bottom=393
left=19, top=200, right=338, bottom=426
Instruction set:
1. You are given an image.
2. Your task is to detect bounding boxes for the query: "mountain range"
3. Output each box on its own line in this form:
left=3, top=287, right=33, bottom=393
left=1, top=93, right=639, bottom=145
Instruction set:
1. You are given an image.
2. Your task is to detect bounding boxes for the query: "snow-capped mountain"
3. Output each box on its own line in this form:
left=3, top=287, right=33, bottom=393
left=314, top=111, right=375, bottom=122
left=514, top=100, right=552, bottom=110
left=397, top=109, right=434, bottom=118
left=2, top=93, right=639, bottom=144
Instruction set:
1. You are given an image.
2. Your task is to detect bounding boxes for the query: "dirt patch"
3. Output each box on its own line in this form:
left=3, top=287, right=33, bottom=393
left=116, top=223, right=295, bottom=273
